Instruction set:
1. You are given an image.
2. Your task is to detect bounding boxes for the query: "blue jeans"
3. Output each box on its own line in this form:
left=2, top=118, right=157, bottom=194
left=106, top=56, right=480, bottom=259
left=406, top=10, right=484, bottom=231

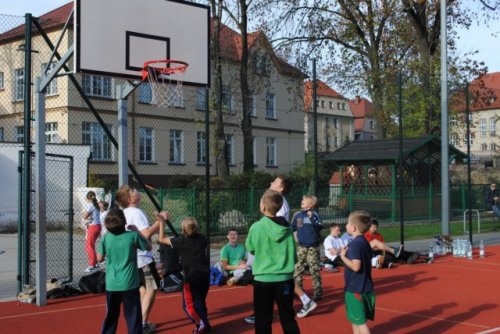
left=102, top=288, right=142, bottom=334
left=492, top=205, right=500, bottom=219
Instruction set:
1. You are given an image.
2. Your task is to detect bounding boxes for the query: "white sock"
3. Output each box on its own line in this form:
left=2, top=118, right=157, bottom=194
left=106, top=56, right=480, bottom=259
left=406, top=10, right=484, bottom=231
left=300, top=294, right=311, bottom=305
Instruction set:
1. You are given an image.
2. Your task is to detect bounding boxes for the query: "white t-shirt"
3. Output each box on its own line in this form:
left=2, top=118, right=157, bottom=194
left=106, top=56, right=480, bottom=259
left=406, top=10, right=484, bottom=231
left=276, top=197, right=290, bottom=222
left=124, top=207, right=153, bottom=268
left=83, top=203, right=101, bottom=225
left=323, top=235, right=347, bottom=261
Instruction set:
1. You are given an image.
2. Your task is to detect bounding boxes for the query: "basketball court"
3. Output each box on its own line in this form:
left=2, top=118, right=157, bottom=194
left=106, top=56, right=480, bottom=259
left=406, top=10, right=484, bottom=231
left=2, top=246, right=500, bottom=333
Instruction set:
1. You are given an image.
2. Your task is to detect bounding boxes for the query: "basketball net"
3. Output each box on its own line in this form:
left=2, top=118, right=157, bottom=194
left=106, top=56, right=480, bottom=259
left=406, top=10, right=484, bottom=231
left=142, top=60, right=188, bottom=108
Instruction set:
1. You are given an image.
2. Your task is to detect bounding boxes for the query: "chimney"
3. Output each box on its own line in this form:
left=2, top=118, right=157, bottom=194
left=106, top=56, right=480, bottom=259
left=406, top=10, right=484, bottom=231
left=355, top=95, right=361, bottom=103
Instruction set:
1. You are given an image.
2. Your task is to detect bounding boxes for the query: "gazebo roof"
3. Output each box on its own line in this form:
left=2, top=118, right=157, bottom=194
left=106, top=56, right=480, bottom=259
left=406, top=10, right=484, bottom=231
left=323, top=136, right=466, bottom=164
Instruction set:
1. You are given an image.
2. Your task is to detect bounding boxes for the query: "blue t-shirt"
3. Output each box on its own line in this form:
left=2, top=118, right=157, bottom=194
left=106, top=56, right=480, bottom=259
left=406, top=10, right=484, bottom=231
left=291, top=210, right=322, bottom=247
left=344, top=235, right=373, bottom=293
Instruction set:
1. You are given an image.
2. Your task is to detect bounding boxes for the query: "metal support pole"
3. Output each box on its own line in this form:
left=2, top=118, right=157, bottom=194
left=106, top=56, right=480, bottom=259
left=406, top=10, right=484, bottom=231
left=35, top=77, right=47, bottom=306
left=204, top=88, right=210, bottom=258
left=398, top=71, right=405, bottom=246
left=22, top=13, right=33, bottom=287
left=465, top=84, right=473, bottom=243
left=312, top=59, right=319, bottom=197
left=117, top=85, right=129, bottom=186
left=440, top=0, right=450, bottom=235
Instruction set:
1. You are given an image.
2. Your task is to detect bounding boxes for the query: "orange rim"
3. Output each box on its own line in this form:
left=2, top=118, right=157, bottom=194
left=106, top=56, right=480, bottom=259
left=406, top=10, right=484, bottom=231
left=142, top=60, right=188, bottom=81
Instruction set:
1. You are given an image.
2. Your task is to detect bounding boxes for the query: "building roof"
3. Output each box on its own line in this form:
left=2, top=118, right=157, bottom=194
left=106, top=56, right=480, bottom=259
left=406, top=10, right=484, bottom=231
left=451, top=72, right=500, bottom=112
left=323, top=136, right=466, bottom=164
left=0, top=2, right=305, bottom=78
left=349, top=96, right=373, bottom=118
left=303, top=80, right=346, bottom=111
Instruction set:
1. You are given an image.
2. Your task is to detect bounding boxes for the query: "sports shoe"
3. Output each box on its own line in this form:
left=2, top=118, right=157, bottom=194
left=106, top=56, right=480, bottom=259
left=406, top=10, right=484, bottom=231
left=406, top=252, right=419, bottom=265
left=297, top=300, right=317, bottom=318
left=83, top=265, right=98, bottom=273
left=376, top=255, right=385, bottom=269
left=226, top=277, right=237, bottom=286
left=244, top=314, right=255, bottom=324
left=395, top=244, right=404, bottom=258
left=143, top=322, right=156, bottom=333
left=387, top=262, right=394, bottom=269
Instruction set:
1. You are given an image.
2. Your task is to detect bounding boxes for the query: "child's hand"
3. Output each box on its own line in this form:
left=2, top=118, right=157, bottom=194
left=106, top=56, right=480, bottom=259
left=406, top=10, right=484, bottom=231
left=155, top=211, right=170, bottom=221
left=127, top=225, right=138, bottom=231
left=340, top=246, right=348, bottom=257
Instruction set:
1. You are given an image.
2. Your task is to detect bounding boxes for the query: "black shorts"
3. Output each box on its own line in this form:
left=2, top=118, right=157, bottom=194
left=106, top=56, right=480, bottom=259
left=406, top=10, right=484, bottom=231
left=138, top=261, right=161, bottom=291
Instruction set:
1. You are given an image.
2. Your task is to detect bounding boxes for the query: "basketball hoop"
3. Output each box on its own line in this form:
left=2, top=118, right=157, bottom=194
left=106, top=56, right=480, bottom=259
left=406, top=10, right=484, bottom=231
left=142, top=60, right=188, bottom=108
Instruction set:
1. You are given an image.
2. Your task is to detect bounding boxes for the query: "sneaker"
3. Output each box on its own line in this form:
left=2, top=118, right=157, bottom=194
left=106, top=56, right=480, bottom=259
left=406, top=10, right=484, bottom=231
left=395, top=244, right=404, bottom=258
left=387, top=262, right=394, bottom=269
left=226, top=277, right=237, bottom=286
left=84, top=265, right=98, bottom=273
left=313, top=293, right=322, bottom=301
left=244, top=315, right=255, bottom=324
left=376, top=255, right=385, bottom=269
left=406, top=252, right=419, bottom=265
left=143, top=322, right=156, bottom=333
left=297, top=300, right=317, bottom=318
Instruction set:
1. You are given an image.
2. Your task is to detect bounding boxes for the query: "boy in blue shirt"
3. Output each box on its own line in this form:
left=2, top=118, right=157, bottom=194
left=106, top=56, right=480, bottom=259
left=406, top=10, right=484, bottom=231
left=97, top=208, right=151, bottom=334
left=340, top=210, right=375, bottom=334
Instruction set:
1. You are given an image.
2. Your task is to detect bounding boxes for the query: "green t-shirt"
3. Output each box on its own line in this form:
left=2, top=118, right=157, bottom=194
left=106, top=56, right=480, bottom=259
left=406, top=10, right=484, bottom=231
left=98, top=231, right=149, bottom=291
left=220, top=243, right=246, bottom=273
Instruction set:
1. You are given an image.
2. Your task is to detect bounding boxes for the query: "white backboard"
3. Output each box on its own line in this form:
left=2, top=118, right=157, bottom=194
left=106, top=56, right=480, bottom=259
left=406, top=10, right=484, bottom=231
left=75, top=0, right=210, bottom=86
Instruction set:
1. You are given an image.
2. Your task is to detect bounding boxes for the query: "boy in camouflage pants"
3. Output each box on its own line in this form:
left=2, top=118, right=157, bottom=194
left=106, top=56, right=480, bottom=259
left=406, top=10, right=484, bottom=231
left=291, top=195, right=323, bottom=300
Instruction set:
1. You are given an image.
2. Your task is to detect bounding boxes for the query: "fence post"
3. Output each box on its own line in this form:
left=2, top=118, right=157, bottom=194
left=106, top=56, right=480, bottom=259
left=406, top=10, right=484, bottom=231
left=428, top=183, right=433, bottom=222
left=249, top=186, right=254, bottom=217
left=460, top=183, right=466, bottom=212
left=348, top=185, right=353, bottom=212
left=391, top=165, right=396, bottom=222
left=192, top=187, right=197, bottom=217
left=159, top=187, right=164, bottom=210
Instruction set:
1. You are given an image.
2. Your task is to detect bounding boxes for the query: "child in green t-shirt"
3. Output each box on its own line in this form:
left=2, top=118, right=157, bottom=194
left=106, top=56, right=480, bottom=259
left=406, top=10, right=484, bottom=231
left=97, top=208, right=151, bottom=334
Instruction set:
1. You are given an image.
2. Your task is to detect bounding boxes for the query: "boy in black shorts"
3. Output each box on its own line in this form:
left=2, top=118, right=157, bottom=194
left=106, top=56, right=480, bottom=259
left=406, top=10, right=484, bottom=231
left=340, top=210, right=375, bottom=334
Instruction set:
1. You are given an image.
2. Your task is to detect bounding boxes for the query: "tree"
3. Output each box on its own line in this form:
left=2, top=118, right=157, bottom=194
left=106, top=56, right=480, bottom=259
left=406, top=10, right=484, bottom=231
left=224, top=0, right=255, bottom=172
left=210, top=0, right=230, bottom=181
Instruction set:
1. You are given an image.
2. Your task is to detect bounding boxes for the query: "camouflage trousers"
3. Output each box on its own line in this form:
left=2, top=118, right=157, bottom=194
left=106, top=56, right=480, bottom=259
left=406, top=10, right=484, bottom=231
left=294, top=245, right=322, bottom=297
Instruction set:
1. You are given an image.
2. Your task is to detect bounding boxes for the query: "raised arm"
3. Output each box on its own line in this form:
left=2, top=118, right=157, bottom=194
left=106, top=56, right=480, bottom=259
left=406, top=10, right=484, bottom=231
left=156, top=211, right=172, bottom=246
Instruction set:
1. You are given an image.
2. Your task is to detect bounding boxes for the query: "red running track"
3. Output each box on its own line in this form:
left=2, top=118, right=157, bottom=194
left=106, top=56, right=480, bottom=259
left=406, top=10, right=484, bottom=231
left=1, top=245, right=500, bottom=333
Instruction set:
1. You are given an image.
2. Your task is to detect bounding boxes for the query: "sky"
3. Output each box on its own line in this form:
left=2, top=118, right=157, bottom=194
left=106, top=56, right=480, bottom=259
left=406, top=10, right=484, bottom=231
left=3, top=0, right=500, bottom=73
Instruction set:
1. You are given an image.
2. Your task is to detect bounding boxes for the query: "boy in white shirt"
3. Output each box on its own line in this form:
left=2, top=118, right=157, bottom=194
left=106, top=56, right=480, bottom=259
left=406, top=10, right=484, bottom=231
left=323, top=223, right=346, bottom=270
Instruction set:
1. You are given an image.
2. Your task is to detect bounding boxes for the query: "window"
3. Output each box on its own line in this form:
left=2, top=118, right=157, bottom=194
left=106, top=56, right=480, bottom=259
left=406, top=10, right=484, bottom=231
left=490, top=143, right=497, bottom=151
left=82, top=122, right=113, bottom=161
left=464, top=135, right=474, bottom=146
left=15, top=126, right=24, bottom=143
left=334, top=136, right=339, bottom=148
left=0, top=72, right=4, bottom=89
left=342, top=102, right=346, bottom=110
left=266, top=137, right=276, bottom=166
left=481, top=143, right=488, bottom=151
left=480, top=118, right=487, bottom=138
left=225, top=134, right=235, bottom=165
left=266, top=93, right=276, bottom=119
left=255, top=55, right=270, bottom=76
left=252, top=136, right=257, bottom=166
left=45, top=122, right=58, bottom=143
left=325, top=117, right=329, bottom=129
left=196, top=88, right=207, bottom=111
left=370, top=120, right=375, bottom=130
left=196, top=132, right=206, bottom=164
left=14, top=68, right=24, bottom=101
left=333, top=118, right=338, bottom=129
left=329, top=101, right=333, bottom=109
left=248, top=94, right=256, bottom=117
left=41, top=62, right=57, bottom=96
left=82, top=75, right=113, bottom=98
left=490, top=117, right=496, bottom=136
left=450, top=134, right=458, bottom=146
left=139, top=127, right=154, bottom=162
left=320, top=100, right=325, bottom=108
left=138, top=83, right=152, bottom=103
left=222, top=85, right=233, bottom=113
left=0, top=127, right=3, bottom=141
left=169, top=130, right=183, bottom=163
left=337, top=102, right=341, bottom=110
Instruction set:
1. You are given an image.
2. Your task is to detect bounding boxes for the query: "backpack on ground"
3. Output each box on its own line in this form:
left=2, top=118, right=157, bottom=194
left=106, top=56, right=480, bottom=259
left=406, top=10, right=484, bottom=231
left=209, top=266, right=225, bottom=286
left=78, top=270, right=105, bottom=293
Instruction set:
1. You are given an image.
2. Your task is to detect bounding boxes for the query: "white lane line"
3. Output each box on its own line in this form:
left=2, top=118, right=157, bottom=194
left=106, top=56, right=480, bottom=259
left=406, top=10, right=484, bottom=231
left=475, top=327, right=500, bottom=334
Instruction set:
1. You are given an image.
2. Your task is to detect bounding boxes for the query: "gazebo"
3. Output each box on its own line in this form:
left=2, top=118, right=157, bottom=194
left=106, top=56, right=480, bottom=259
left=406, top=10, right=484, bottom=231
left=323, top=136, right=467, bottom=222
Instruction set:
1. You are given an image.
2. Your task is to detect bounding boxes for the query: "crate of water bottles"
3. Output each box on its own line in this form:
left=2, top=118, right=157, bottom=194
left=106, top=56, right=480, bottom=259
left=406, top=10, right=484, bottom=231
left=452, top=239, right=473, bottom=259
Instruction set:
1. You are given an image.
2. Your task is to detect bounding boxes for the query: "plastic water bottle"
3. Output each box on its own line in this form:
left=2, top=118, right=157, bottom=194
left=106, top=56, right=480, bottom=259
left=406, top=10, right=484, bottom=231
left=428, top=241, right=434, bottom=261
left=479, top=240, right=485, bottom=258
left=467, top=241, right=473, bottom=260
